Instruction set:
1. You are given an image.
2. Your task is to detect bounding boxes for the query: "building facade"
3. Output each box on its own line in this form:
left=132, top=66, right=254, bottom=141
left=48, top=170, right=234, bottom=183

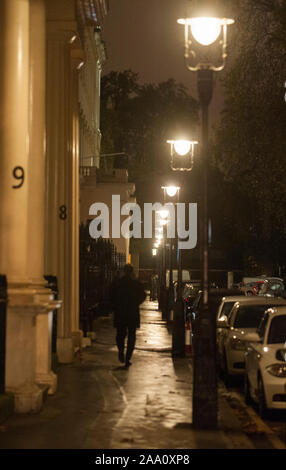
left=0, top=0, right=112, bottom=413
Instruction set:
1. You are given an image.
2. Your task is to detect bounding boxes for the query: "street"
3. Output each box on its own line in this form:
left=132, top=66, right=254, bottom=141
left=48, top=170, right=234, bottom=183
left=220, top=378, right=286, bottom=449
left=0, top=299, right=284, bottom=450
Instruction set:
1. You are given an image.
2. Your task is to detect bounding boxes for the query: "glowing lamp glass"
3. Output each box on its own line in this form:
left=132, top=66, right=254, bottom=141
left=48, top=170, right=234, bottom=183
left=190, top=17, right=221, bottom=46
left=157, top=209, right=169, bottom=219
left=159, top=219, right=167, bottom=226
left=152, top=249, right=157, bottom=256
left=191, top=18, right=221, bottom=46
left=173, top=140, right=192, bottom=156
left=166, top=186, right=179, bottom=198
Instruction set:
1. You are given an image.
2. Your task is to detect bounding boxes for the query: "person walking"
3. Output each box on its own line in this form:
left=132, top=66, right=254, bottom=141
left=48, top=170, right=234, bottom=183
left=111, top=264, right=146, bottom=368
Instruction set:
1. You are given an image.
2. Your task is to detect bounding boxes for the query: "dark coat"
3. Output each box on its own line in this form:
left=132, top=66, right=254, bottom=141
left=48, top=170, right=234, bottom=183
left=111, top=275, right=146, bottom=329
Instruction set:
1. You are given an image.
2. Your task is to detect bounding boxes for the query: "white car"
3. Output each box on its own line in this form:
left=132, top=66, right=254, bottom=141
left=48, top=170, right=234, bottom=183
left=216, top=295, right=250, bottom=323
left=244, top=306, right=286, bottom=417
left=216, top=297, right=286, bottom=385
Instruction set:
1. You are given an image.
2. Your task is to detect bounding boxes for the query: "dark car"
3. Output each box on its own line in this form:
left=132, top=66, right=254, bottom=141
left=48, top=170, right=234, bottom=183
left=189, top=287, right=244, bottom=326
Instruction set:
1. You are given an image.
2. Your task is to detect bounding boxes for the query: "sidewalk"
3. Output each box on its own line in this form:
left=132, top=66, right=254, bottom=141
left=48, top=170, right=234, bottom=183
left=0, top=299, right=254, bottom=449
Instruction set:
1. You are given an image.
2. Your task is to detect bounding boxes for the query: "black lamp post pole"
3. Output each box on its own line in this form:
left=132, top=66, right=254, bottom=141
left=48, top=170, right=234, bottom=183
left=192, top=68, right=218, bottom=429
left=168, top=238, right=173, bottom=320
left=172, top=190, right=185, bottom=357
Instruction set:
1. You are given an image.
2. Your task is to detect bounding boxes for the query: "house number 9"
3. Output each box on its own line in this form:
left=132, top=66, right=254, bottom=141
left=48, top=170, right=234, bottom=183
left=12, top=166, right=25, bottom=189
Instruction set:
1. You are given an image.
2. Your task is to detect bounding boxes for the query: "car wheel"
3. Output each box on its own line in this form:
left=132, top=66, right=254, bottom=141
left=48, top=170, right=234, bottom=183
left=223, top=350, right=232, bottom=387
left=244, top=374, right=252, bottom=405
left=258, top=375, right=268, bottom=419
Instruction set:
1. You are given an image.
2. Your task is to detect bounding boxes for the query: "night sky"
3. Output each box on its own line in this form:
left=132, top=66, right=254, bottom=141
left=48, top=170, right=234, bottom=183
left=102, top=0, right=227, bottom=132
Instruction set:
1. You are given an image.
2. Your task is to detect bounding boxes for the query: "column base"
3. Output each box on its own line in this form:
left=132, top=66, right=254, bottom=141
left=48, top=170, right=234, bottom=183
left=35, top=371, right=57, bottom=395
left=72, top=329, right=83, bottom=352
left=57, top=337, right=74, bottom=363
left=7, top=383, right=43, bottom=414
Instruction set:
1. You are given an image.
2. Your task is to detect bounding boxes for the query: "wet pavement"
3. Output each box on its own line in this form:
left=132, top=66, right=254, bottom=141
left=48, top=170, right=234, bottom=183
left=0, top=300, right=257, bottom=449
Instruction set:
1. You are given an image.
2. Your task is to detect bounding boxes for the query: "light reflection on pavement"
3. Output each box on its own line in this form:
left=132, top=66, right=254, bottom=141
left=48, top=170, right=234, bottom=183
left=84, top=300, right=193, bottom=449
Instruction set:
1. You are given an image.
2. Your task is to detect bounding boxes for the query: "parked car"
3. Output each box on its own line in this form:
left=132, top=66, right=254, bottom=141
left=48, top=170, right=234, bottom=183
left=217, top=296, right=272, bottom=375
left=216, top=296, right=249, bottom=323
left=240, top=276, right=284, bottom=296
left=258, top=278, right=285, bottom=297
left=252, top=281, right=265, bottom=295
left=190, top=288, right=244, bottom=327
left=240, top=281, right=260, bottom=296
left=216, top=297, right=286, bottom=385
left=244, top=306, right=286, bottom=417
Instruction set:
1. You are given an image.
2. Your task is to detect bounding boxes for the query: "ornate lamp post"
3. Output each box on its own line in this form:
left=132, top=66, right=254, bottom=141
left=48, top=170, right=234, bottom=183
left=167, top=139, right=198, bottom=172
left=165, top=139, right=197, bottom=350
left=158, top=186, right=180, bottom=321
left=177, top=0, right=234, bottom=429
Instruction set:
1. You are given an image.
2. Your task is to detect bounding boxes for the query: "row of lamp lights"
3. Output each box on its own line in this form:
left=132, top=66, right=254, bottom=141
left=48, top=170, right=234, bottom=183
left=152, top=184, right=181, bottom=258
left=151, top=140, right=196, bottom=257
left=152, top=1, right=234, bottom=429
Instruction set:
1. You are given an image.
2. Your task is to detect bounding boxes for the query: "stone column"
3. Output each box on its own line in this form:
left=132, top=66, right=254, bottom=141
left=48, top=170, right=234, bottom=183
left=0, top=0, right=30, bottom=280
left=29, top=0, right=60, bottom=395
left=70, top=38, right=84, bottom=350
left=45, top=18, right=81, bottom=363
left=0, top=0, right=54, bottom=413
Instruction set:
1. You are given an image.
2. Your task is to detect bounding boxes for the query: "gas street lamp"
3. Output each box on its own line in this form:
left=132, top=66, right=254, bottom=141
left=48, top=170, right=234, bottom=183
left=162, top=185, right=180, bottom=198
left=166, top=138, right=198, bottom=353
left=177, top=0, right=234, bottom=429
left=167, top=139, right=198, bottom=171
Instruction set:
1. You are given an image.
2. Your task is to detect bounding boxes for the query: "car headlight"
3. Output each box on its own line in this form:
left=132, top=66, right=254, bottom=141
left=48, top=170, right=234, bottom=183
left=266, top=364, right=286, bottom=378
left=229, top=337, right=246, bottom=351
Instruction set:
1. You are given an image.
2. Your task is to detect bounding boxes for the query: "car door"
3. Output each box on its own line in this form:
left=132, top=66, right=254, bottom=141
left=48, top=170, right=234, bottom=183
left=218, top=303, right=237, bottom=364
left=247, top=313, right=268, bottom=397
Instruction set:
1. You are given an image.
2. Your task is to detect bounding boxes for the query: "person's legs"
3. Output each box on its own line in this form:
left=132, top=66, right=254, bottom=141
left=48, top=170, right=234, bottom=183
left=116, top=326, right=127, bottom=363
left=125, top=326, right=136, bottom=366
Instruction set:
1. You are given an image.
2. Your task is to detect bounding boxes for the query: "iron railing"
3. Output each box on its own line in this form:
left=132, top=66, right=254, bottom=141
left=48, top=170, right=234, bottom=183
left=44, top=275, right=58, bottom=360
left=80, top=222, right=125, bottom=335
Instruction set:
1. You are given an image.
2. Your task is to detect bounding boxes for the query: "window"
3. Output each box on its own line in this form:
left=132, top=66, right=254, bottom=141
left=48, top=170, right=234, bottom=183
left=267, top=315, right=286, bottom=344
left=233, top=305, right=271, bottom=328
left=219, top=301, right=235, bottom=320
left=257, top=313, right=269, bottom=340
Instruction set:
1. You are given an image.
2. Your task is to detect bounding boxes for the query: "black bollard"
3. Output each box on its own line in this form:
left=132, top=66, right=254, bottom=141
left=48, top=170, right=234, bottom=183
left=172, top=297, right=185, bottom=357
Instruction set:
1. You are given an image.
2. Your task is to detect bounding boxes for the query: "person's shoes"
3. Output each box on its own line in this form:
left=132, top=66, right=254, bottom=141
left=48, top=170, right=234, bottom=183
left=125, top=360, right=132, bottom=368
left=118, top=351, right=125, bottom=363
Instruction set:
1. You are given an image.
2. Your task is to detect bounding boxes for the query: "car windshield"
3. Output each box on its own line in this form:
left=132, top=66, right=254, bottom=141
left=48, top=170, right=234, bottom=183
left=260, top=281, right=284, bottom=295
left=219, top=301, right=235, bottom=320
left=233, top=304, right=272, bottom=328
left=267, top=315, right=286, bottom=344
